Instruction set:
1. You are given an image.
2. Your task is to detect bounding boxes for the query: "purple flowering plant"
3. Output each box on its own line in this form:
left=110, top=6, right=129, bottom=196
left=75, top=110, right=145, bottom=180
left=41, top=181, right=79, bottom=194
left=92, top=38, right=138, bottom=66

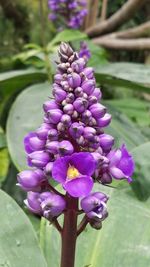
left=48, top=0, right=87, bottom=30
left=17, top=42, right=134, bottom=267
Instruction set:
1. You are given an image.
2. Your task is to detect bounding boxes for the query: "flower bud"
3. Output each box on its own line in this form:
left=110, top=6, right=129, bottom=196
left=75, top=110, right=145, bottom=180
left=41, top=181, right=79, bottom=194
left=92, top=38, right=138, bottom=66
left=68, top=73, right=81, bottom=88
left=82, top=80, right=95, bottom=95
left=82, top=67, right=94, bottom=79
left=88, top=96, right=98, bottom=105
left=90, top=220, right=102, bottom=230
left=41, top=193, right=66, bottom=219
left=36, top=123, right=52, bottom=139
left=54, top=74, right=63, bottom=84
left=48, top=129, right=58, bottom=141
left=24, top=132, right=46, bottom=153
left=89, top=103, right=106, bottom=119
left=73, top=97, right=88, bottom=113
left=28, top=151, right=50, bottom=168
left=43, top=100, right=58, bottom=113
left=71, top=58, right=85, bottom=73
left=63, top=104, right=74, bottom=115
left=17, top=169, right=45, bottom=191
left=100, top=173, right=112, bottom=184
left=58, top=140, right=74, bottom=156
left=46, top=141, right=59, bottom=154
left=25, top=192, right=42, bottom=214
left=84, top=127, right=96, bottom=140
left=66, top=93, right=75, bottom=103
left=53, top=87, right=67, bottom=102
left=99, top=134, right=114, bottom=152
left=97, top=113, right=111, bottom=127
left=60, top=42, right=73, bottom=57
left=57, top=122, right=66, bottom=132
left=61, top=114, right=71, bottom=126
left=44, top=162, right=53, bottom=176
left=74, top=87, right=83, bottom=97
left=47, top=109, right=62, bottom=124
left=81, top=192, right=108, bottom=222
left=92, top=88, right=102, bottom=100
left=69, top=122, right=84, bottom=138
left=82, top=110, right=92, bottom=122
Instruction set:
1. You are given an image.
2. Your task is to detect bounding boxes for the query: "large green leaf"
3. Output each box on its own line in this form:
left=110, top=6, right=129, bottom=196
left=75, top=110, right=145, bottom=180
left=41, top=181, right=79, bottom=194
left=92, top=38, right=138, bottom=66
left=6, top=82, right=51, bottom=170
left=40, top=185, right=150, bottom=267
left=104, top=103, right=148, bottom=150
left=0, top=69, right=47, bottom=122
left=0, top=189, right=47, bottom=267
left=47, top=29, right=87, bottom=48
left=131, top=142, right=150, bottom=200
left=95, top=63, right=150, bottom=92
left=105, top=98, right=150, bottom=127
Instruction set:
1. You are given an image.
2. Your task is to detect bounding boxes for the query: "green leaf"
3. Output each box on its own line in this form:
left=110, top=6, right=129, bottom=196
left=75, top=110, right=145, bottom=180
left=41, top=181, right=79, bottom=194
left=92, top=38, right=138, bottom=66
left=40, top=185, right=150, bottom=267
left=6, top=82, right=51, bottom=170
left=95, top=63, right=150, bottom=92
left=48, top=30, right=87, bottom=48
left=0, top=148, right=9, bottom=185
left=131, top=142, right=150, bottom=200
left=105, top=98, right=150, bottom=127
left=0, top=189, right=47, bottom=267
left=103, top=103, right=148, bottom=150
left=0, top=69, right=47, bottom=122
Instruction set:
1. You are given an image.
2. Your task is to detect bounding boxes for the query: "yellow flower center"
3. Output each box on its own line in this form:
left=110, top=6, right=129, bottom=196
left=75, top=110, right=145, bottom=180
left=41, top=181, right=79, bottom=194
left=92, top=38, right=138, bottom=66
left=67, top=165, right=79, bottom=180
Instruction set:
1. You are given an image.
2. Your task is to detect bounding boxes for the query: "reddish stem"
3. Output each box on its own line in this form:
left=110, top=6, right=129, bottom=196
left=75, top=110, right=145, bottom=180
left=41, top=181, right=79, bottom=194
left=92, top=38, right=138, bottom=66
left=60, top=194, right=78, bottom=267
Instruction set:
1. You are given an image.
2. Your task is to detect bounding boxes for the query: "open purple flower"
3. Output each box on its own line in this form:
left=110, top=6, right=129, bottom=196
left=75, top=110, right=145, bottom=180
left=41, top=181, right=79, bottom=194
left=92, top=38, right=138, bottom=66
left=52, top=152, right=96, bottom=197
left=108, top=144, right=135, bottom=183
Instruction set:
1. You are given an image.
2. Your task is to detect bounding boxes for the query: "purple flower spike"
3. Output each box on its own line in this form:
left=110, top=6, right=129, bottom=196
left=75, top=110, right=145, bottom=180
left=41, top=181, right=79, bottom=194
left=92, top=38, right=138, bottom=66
left=17, top=169, right=45, bottom=191
left=81, top=192, right=108, bottom=221
left=28, top=151, right=50, bottom=168
left=41, top=193, right=66, bottom=219
left=24, top=132, right=46, bottom=153
left=52, top=152, right=96, bottom=197
left=58, top=140, right=74, bottom=156
left=108, top=144, right=135, bottom=182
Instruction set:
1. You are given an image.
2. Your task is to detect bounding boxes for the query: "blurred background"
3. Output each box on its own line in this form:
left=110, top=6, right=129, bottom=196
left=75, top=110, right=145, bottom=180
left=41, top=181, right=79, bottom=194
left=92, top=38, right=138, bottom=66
left=0, top=1, right=150, bottom=267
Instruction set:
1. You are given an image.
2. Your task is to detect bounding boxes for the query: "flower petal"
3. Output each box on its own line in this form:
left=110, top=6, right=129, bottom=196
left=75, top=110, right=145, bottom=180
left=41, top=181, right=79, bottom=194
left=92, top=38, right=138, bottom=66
left=52, top=156, right=70, bottom=183
left=109, top=167, right=124, bottom=179
left=117, top=144, right=135, bottom=177
left=70, top=152, right=96, bottom=176
left=64, top=175, right=93, bottom=197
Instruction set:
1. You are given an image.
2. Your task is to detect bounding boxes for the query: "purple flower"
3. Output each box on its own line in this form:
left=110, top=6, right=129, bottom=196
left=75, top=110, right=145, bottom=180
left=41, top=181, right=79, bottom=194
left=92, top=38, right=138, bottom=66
left=17, top=169, right=46, bottom=191
left=79, top=42, right=91, bottom=60
left=52, top=152, right=96, bottom=197
left=81, top=192, right=108, bottom=221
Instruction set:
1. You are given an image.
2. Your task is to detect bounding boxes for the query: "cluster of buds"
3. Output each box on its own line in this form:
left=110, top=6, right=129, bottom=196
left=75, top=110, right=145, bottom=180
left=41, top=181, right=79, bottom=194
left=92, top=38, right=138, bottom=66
left=17, top=42, right=134, bottom=230
left=48, top=0, right=87, bottom=29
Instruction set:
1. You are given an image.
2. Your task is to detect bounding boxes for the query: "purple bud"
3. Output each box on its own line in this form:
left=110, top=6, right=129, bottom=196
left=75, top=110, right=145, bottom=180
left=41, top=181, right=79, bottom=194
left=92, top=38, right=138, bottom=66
left=81, top=192, right=108, bottom=221
left=69, top=122, right=84, bottom=138
left=71, top=58, right=86, bottom=73
left=36, top=123, right=52, bottom=140
left=44, top=162, right=53, bottom=176
left=48, top=129, right=58, bottom=141
left=57, top=122, right=66, bottom=132
left=43, top=100, right=58, bottom=113
left=66, top=93, right=75, bottom=103
left=84, top=127, right=96, bottom=140
left=88, top=96, right=98, bottom=105
left=63, top=104, right=74, bottom=115
left=25, top=192, right=42, bottom=214
left=54, top=74, right=63, bottom=84
left=97, top=113, right=111, bottom=127
left=68, top=73, right=81, bottom=88
left=61, top=114, right=71, bottom=126
left=92, top=88, right=102, bottom=100
left=82, top=67, right=94, bottom=79
left=58, top=140, right=74, bottom=155
left=28, top=151, right=50, bottom=168
left=89, top=103, right=106, bottom=119
left=99, top=134, right=114, bottom=152
left=91, top=152, right=103, bottom=167
left=75, top=87, right=83, bottom=97
left=100, top=173, right=112, bottom=184
left=82, top=110, right=92, bottom=122
left=46, top=141, right=59, bottom=154
left=41, top=193, right=66, bottom=219
left=53, top=87, right=67, bottom=102
left=82, top=80, right=95, bottom=95
left=24, top=132, right=46, bottom=153
left=73, top=97, right=88, bottom=113
left=17, top=169, right=45, bottom=191
left=47, top=109, right=62, bottom=124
